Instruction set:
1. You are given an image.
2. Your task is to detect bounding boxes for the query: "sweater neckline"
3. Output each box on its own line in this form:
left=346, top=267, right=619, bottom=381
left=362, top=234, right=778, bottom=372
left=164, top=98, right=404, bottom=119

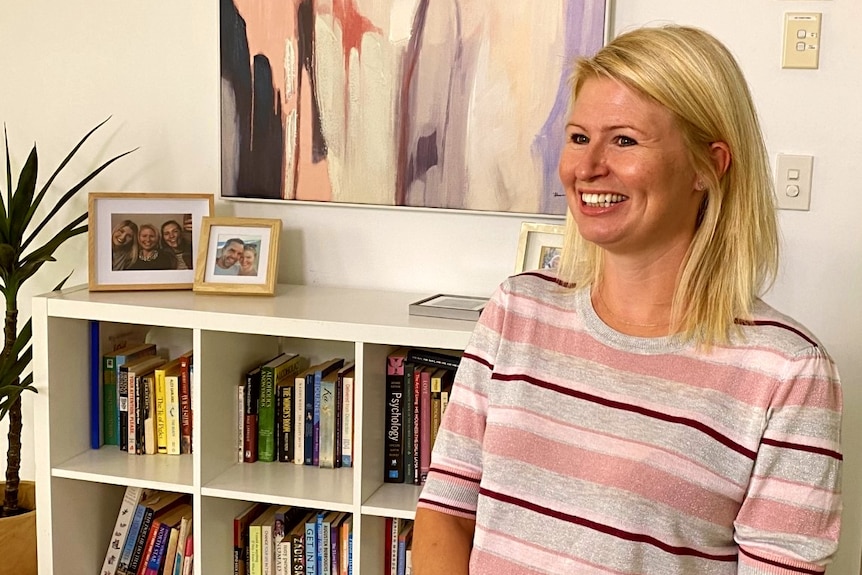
left=577, top=287, right=688, bottom=355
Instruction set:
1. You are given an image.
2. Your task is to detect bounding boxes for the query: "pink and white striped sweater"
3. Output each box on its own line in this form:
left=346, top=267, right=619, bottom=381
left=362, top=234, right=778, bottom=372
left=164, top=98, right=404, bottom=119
left=417, top=271, right=842, bottom=575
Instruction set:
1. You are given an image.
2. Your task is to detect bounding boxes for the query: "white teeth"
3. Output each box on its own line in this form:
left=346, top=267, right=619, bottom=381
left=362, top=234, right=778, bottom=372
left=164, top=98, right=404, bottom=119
left=582, top=193, right=625, bottom=207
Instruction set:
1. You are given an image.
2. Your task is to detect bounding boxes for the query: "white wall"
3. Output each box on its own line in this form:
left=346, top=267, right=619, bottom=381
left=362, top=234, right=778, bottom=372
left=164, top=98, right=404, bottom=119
left=2, top=0, right=860, bottom=572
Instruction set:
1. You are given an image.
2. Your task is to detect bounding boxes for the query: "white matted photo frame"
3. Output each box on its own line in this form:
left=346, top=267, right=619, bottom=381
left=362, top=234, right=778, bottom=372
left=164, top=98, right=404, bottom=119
left=88, top=192, right=214, bottom=291
left=514, top=222, right=566, bottom=273
left=193, top=217, right=280, bottom=296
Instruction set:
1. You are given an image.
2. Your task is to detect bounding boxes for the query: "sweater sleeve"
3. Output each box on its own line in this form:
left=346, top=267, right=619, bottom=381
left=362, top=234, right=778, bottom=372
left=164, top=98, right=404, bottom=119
left=735, top=346, right=842, bottom=574
left=416, top=282, right=508, bottom=519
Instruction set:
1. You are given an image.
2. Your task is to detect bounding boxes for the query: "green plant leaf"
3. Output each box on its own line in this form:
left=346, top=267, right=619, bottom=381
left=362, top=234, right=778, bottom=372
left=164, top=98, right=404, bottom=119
left=0, top=346, right=32, bottom=390
left=8, top=145, right=38, bottom=249
left=22, top=147, right=136, bottom=251
left=20, top=214, right=87, bottom=269
left=0, top=373, right=35, bottom=422
left=1, top=128, right=11, bottom=240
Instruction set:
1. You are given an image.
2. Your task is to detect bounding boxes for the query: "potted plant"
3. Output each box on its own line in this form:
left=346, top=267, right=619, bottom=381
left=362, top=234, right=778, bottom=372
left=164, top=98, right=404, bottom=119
left=0, top=119, right=133, bottom=572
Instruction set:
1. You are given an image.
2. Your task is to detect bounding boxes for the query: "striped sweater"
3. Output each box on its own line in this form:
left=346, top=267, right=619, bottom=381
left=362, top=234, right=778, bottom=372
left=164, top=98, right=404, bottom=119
left=417, top=271, right=842, bottom=575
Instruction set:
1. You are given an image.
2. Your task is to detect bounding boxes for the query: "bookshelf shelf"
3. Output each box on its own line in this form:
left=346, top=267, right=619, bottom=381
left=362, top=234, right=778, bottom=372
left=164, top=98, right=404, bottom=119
left=32, top=283, right=474, bottom=575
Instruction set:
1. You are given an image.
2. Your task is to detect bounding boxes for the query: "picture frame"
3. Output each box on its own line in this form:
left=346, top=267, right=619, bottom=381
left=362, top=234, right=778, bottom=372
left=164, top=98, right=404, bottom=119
left=193, top=217, right=281, bottom=296
left=88, top=192, right=214, bottom=291
left=409, top=294, right=489, bottom=321
left=514, top=222, right=566, bottom=274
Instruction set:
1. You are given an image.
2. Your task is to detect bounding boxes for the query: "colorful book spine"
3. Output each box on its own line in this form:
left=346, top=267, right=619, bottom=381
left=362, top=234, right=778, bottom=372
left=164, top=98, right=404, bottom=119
left=304, top=371, right=315, bottom=465
left=412, top=367, right=421, bottom=485
left=155, top=369, right=168, bottom=454
left=258, top=359, right=279, bottom=462
left=419, top=369, right=432, bottom=484
left=293, top=371, right=307, bottom=465
left=118, top=366, right=131, bottom=452
left=178, top=353, right=193, bottom=454
left=166, top=374, right=181, bottom=455
left=305, top=515, right=318, bottom=575
left=127, top=368, right=138, bottom=453
left=340, top=368, right=354, bottom=468
left=385, top=348, right=408, bottom=482
left=117, top=502, right=147, bottom=572
left=90, top=321, right=102, bottom=449
left=319, top=373, right=337, bottom=469
left=244, top=366, right=262, bottom=463
left=403, top=362, right=415, bottom=484
left=143, top=522, right=171, bottom=575
left=237, top=384, right=245, bottom=463
left=100, top=485, right=144, bottom=575
left=278, top=383, right=294, bottom=463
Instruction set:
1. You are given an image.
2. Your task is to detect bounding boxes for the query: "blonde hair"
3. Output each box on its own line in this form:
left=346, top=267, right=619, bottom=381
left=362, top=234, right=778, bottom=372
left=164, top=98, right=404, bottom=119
left=557, top=25, right=778, bottom=346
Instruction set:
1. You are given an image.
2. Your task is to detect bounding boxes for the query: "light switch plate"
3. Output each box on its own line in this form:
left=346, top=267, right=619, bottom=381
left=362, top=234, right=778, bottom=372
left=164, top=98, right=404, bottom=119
left=782, top=13, right=821, bottom=69
left=776, top=154, right=813, bottom=211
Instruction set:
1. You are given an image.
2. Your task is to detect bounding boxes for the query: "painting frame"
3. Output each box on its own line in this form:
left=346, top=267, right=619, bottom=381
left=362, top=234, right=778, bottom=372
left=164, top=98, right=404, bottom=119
left=88, top=192, right=214, bottom=291
left=514, top=222, right=567, bottom=274
left=193, top=217, right=280, bottom=296
left=220, top=0, right=613, bottom=216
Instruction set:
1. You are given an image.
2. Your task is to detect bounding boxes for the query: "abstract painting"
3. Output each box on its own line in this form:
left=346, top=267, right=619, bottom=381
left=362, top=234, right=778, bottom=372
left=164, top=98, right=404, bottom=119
left=220, top=0, right=608, bottom=215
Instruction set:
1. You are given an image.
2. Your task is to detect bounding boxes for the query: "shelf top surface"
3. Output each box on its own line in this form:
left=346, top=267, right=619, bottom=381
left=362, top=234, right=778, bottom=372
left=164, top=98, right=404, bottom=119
left=35, top=284, right=478, bottom=345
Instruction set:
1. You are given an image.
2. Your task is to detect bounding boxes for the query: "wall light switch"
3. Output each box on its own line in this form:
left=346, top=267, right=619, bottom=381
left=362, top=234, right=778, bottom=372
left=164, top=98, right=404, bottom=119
left=776, top=154, right=813, bottom=210
left=782, top=13, right=821, bottom=69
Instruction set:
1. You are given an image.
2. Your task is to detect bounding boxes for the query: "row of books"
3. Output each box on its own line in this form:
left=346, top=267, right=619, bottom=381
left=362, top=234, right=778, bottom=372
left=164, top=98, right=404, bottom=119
left=103, top=342, right=194, bottom=456
left=101, top=488, right=193, bottom=575
left=385, top=518, right=414, bottom=575
left=234, top=502, right=354, bottom=575
left=238, top=354, right=356, bottom=468
left=384, top=348, right=460, bottom=485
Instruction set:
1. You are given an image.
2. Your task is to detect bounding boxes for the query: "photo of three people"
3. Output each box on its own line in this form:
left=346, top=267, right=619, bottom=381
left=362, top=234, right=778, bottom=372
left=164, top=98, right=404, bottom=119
left=111, top=213, right=194, bottom=272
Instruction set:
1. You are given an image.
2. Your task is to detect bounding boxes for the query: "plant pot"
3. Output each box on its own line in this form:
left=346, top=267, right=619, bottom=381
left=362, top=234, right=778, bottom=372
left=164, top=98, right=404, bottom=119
left=0, top=481, right=37, bottom=575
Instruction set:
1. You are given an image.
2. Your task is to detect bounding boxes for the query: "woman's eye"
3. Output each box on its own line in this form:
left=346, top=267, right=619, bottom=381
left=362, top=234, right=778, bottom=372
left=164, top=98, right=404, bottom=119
left=569, top=133, right=589, bottom=145
left=614, top=135, right=637, bottom=147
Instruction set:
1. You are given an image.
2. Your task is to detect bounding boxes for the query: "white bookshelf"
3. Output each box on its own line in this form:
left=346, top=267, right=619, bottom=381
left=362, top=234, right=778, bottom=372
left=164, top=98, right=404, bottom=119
left=32, top=284, right=474, bottom=575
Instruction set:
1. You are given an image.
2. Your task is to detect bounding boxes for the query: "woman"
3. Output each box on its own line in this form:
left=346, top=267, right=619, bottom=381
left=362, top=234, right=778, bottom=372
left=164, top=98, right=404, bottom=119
left=128, top=224, right=175, bottom=270
left=111, top=219, right=138, bottom=270
left=238, top=244, right=258, bottom=276
left=161, top=219, right=194, bottom=270
left=413, top=26, right=842, bottom=575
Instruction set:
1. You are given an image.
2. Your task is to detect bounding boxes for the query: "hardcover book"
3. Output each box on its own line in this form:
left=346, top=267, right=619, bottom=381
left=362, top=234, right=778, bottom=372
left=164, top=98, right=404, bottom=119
left=339, top=364, right=356, bottom=468
left=120, top=356, right=166, bottom=454
left=109, top=343, right=157, bottom=450
left=177, top=351, right=194, bottom=454
left=258, top=353, right=298, bottom=462
left=100, top=485, right=147, bottom=575
left=384, top=348, right=409, bottom=483
left=408, top=294, right=487, bottom=321
left=313, top=358, right=345, bottom=466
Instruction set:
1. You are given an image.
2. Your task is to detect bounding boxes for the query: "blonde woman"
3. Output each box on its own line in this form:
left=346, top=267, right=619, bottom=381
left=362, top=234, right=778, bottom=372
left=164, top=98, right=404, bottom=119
left=111, top=219, right=139, bottom=270
left=414, top=26, right=841, bottom=575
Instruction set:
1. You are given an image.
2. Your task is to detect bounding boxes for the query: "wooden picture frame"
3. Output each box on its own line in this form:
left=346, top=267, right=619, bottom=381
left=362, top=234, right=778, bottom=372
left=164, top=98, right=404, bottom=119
left=88, top=192, right=214, bottom=291
left=514, top=222, right=566, bottom=273
left=193, top=217, right=280, bottom=296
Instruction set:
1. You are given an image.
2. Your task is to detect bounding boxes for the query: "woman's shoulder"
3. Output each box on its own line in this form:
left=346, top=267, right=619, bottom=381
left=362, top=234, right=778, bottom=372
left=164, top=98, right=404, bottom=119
left=735, top=299, right=829, bottom=357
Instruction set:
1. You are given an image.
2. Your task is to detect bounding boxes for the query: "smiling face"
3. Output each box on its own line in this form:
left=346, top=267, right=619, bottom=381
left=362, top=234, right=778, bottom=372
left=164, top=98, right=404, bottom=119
left=220, top=240, right=244, bottom=267
left=112, top=225, right=134, bottom=247
left=138, top=226, right=158, bottom=251
left=162, top=222, right=181, bottom=249
left=559, top=77, right=702, bottom=259
left=240, top=248, right=256, bottom=272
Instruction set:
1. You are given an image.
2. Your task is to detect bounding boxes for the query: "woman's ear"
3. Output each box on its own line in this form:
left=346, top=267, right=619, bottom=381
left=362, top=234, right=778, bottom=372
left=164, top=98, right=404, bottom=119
left=709, top=141, right=731, bottom=177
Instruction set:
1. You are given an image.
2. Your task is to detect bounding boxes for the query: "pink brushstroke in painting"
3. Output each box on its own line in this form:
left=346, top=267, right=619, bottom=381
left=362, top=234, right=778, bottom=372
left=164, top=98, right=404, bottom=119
left=220, top=0, right=606, bottom=214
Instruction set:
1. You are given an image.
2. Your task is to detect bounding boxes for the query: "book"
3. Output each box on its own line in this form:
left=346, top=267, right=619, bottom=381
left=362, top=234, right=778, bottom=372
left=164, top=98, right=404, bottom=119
left=318, top=368, right=339, bottom=469
left=302, top=365, right=319, bottom=465
left=406, top=348, right=462, bottom=372
left=165, top=372, right=181, bottom=455
left=396, top=521, right=413, bottom=575
left=411, top=366, right=422, bottom=485
left=120, top=356, right=166, bottom=454
left=313, top=359, right=345, bottom=466
left=319, top=511, right=342, bottom=575
left=277, top=379, right=294, bottom=463
left=100, top=485, right=146, bottom=575
left=293, top=364, right=316, bottom=465
left=403, top=362, right=415, bottom=485
left=111, top=344, right=158, bottom=450
left=269, top=354, right=309, bottom=462
left=430, top=369, right=454, bottom=449
left=384, top=517, right=401, bottom=575
left=339, top=516, right=353, bottom=575
left=408, top=294, right=487, bottom=321
left=384, top=348, right=409, bottom=482
left=177, top=351, right=193, bottom=454
left=258, top=353, right=298, bottom=462
left=324, top=512, right=346, bottom=575
left=141, top=372, right=158, bottom=455
left=154, top=358, right=183, bottom=455
left=162, top=526, right=180, bottom=575
left=237, top=383, right=246, bottom=463
left=304, top=512, right=319, bottom=575
left=243, top=358, right=274, bottom=463
left=419, top=368, right=432, bottom=484
left=269, top=506, right=308, bottom=575
left=93, top=325, right=151, bottom=448
left=121, top=492, right=188, bottom=575
left=181, top=530, right=193, bottom=575
left=249, top=504, right=280, bottom=575
left=142, top=521, right=171, bottom=575
left=173, top=515, right=192, bottom=575
left=233, top=502, right=269, bottom=575
left=339, top=364, right=355, bottom=467
left=288, top=511, right=315, bottom=575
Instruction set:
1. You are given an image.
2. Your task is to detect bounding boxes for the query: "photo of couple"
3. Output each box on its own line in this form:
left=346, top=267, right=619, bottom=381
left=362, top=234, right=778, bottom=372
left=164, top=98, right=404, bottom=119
left=111, top=214, right=195, bottom=272
left=213, top=235, right=261, bottom=277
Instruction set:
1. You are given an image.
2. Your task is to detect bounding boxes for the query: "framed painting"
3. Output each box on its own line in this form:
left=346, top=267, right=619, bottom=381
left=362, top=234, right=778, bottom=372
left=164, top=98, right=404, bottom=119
left=193, top=217, right=280, bottom=296
left=514, top=222, right=567, bottom=273
left=220, top=0, right=611, bottom=215
left=88, top=193, right=214, bottom=291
